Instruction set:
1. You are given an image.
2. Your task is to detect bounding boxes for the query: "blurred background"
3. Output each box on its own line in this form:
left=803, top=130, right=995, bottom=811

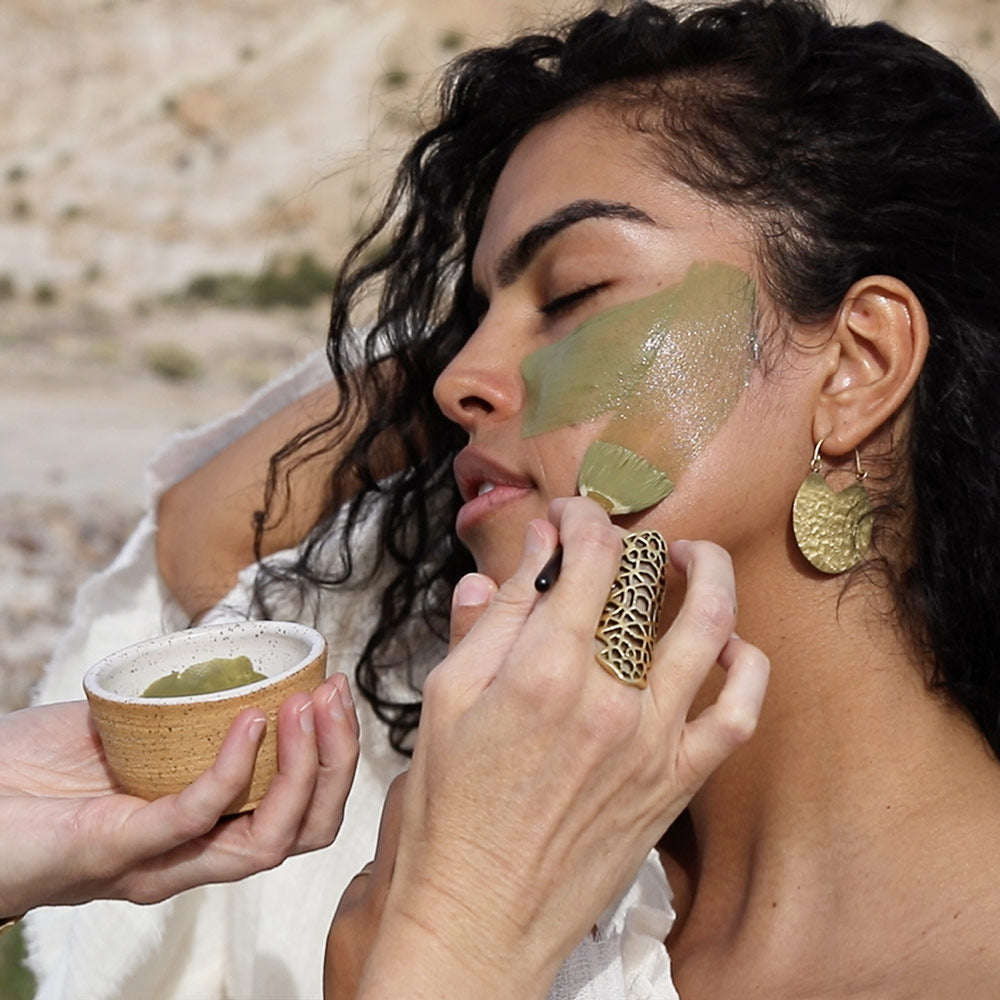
left=1, top=0, right=998, bottom=713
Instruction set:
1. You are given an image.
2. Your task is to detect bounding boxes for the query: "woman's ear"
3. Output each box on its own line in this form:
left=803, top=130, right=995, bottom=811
left=811, top=275, right=929, bottom=454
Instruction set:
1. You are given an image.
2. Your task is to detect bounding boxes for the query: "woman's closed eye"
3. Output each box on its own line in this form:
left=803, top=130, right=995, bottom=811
left=539, top=282, right=610, bottom=318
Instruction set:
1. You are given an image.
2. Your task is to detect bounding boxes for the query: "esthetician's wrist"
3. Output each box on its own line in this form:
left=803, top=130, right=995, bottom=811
left=358, top=891, right=554, bottom=1000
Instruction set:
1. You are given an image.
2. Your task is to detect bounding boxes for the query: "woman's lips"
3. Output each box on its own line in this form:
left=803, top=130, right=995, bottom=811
left=455, top=481, right=534, bottom=535
left=453, top=448, right=535, bottom=535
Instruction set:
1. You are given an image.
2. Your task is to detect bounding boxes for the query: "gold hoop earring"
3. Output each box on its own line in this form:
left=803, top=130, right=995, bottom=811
left=792, top=439, right=872, bottom=574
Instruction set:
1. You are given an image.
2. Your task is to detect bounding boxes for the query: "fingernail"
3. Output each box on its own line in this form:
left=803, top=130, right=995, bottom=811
left=298, top=701, right=315, bottom=733
left=323, top=680, right=342, bottom=720
left=325, top=675, right=354, bottom=720
left=524, top=520, right=547, bottom=557
left=454, top=573, right=493, bottom=608
left=248, top=716, right=266, bottom=744
left=338, top=677, right=354, bottom=708
left=337, top=684, right=354, bottom=721
left=325, top=687, right=344, bottom=720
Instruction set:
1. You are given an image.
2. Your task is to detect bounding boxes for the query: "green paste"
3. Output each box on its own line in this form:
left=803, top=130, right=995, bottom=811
left=520, top=260, right=757, bottom=514
left=141, top=655, right=267, bottom=698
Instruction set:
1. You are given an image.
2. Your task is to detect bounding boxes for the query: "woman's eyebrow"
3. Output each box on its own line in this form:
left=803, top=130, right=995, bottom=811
left=494, top=199, right=656, bottom=288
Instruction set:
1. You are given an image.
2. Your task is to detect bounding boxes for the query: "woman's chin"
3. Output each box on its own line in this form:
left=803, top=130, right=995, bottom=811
left=470, top=548, right=520, bottom=588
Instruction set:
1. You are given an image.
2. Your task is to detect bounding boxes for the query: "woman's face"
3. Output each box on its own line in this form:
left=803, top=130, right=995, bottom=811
left=434, top=103, right=817, bottom=585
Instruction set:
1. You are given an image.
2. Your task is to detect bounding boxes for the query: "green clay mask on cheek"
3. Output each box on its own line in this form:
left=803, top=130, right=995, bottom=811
left=520, top=260, right=756, bottom=514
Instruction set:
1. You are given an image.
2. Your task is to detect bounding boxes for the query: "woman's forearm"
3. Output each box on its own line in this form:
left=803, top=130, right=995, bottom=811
left=156, top=379, right=343, bottom=619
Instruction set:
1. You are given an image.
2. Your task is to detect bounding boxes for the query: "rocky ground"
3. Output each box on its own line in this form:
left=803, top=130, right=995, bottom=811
left=2, top=0, right=998, bottom=715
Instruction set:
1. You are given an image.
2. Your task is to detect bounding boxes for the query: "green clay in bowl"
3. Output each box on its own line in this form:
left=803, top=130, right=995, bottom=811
left=83, top=620, right=328, bottom=812
left=141, top=655, right=267, bottom=698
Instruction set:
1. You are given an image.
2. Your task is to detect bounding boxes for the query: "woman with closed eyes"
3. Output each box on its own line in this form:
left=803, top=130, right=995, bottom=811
left=317, top=1, right=1000, bottom=994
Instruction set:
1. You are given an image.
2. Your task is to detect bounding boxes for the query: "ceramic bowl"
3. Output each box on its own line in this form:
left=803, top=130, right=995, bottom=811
left=83, top=620, right=327, bottom=813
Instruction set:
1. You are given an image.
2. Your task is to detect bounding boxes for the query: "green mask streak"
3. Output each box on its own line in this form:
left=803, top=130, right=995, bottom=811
left=520, top=260, right=756, bottom=510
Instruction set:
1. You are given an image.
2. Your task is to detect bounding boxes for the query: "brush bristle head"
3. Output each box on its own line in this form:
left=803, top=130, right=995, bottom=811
left=577, top=441, right=674, bottom=515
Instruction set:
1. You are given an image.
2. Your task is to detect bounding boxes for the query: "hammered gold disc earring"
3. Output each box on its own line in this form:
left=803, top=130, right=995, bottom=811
left=792, top=440, right=872, bottom=574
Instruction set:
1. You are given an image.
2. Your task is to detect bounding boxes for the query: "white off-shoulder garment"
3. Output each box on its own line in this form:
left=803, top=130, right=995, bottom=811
left=24, top=353, right=678, bottom=1000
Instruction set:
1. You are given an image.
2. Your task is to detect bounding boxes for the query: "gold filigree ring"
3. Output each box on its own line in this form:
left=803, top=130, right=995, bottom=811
left=594, top=530, right=669, bottom=687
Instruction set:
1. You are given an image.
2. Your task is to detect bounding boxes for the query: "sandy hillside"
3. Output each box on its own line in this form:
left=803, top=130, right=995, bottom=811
left=1, top=0, right=998, bottom=712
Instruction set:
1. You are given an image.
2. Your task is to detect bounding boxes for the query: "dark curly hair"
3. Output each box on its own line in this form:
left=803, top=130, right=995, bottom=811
left=253, top=0, right=1000, bottom=756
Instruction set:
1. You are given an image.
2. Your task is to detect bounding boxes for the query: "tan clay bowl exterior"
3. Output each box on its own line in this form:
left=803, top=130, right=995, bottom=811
left=83, top=620, right=327, bottom=814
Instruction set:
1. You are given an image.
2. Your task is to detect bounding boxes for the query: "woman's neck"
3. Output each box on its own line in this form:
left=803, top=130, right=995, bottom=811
left=660, top=570, right=1000, bottom=996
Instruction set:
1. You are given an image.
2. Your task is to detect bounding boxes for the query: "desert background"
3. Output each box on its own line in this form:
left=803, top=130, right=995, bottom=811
left=1, top=0, right=999, bottom=715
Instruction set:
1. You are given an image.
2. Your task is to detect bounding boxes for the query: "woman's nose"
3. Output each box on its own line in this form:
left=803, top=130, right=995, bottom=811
left=433, top=324, right=524, bottom=433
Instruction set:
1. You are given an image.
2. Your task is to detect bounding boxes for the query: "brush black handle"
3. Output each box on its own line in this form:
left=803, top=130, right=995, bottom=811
left=534, top=546, right=563, bottom=592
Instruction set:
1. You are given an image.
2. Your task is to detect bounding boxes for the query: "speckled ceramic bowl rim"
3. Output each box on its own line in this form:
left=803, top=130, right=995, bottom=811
left=83, top=620, right=326, bottom=705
